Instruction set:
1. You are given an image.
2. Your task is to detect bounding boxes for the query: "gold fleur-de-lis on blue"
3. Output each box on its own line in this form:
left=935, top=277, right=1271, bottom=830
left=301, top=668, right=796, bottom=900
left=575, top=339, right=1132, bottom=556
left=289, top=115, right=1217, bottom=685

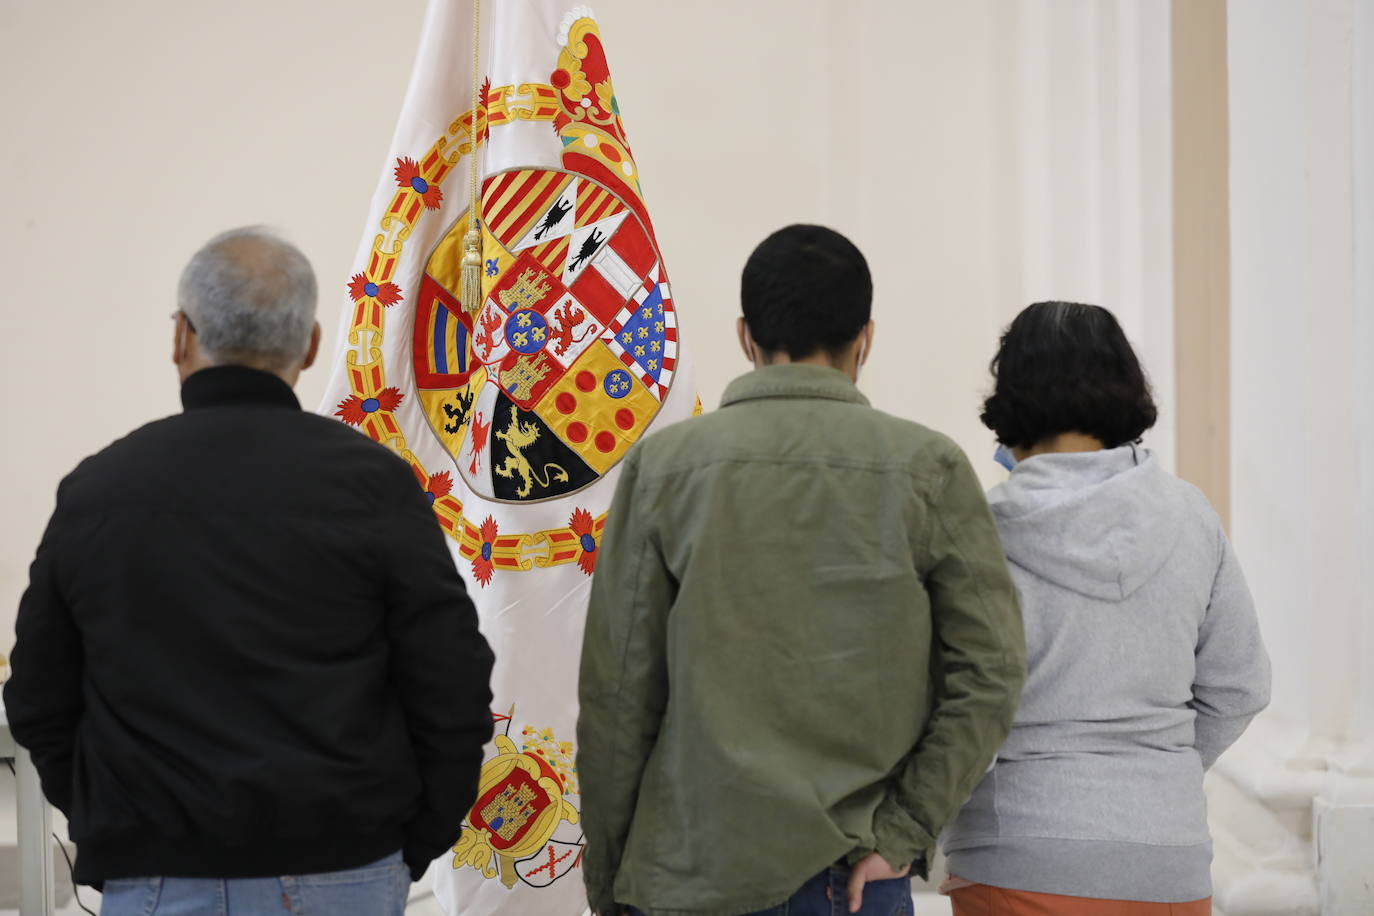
left=647, top=358, right=659, bottom=371
left=533, top=327, right=546, bottom=342
left=620, top=331, right=632, bottom=345
left=637, top=327, right=649, bottom=339
left=640, top=307, right=652, bottom=320
left=512, top=331, right=528, bottom=347
left=654, top=320, right=665, bottom=333
left=650, top=340, right=661, bottom=353
left=517, top=312, right=533, bottom=328
left=634, top=345, right=645, bottom=357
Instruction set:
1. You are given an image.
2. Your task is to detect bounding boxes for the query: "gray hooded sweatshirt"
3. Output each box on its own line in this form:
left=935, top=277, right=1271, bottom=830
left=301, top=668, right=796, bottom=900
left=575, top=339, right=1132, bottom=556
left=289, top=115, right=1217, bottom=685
left=942, top=446, right=1270, bottom=902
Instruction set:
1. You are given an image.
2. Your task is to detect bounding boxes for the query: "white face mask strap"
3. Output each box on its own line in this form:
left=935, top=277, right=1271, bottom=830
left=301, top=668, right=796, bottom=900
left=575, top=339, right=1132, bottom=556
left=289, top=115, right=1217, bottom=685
left=853, top=331, right=870, bottom=379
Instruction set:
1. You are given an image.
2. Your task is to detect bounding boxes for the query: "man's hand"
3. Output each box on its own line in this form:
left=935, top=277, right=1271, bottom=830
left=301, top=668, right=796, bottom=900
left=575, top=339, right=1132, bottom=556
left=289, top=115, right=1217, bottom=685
left=846, top=851, right=910, bottom=913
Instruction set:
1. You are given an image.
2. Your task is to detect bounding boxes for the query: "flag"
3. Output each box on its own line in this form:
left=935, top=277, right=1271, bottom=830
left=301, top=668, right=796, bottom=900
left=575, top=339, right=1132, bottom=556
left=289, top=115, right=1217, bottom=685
left=318, top=1, right=695, bottom=913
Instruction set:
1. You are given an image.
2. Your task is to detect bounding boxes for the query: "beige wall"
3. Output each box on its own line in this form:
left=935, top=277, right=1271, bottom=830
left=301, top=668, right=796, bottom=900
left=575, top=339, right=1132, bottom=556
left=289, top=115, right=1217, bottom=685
left=1, top=0, right=1173, bottom=645
left=1171, top=0, right=1231, bottom=525
left=2, top=1, right=428, bottom=646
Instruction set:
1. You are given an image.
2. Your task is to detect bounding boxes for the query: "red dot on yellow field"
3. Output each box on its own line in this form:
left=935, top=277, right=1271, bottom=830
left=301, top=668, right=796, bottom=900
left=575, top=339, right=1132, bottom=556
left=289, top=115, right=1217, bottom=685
left=595, top=431, right=616, bottom=453
left=556, top=392, right=577, bottom=414
left=567, top=422, right=589, bottom=444
left=615, top=408, right=635, bottom=430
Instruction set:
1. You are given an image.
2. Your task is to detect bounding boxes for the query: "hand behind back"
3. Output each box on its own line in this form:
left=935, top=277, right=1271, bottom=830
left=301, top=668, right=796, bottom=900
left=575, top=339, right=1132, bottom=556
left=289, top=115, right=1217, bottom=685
left=846, top=851, right=912, bottom=913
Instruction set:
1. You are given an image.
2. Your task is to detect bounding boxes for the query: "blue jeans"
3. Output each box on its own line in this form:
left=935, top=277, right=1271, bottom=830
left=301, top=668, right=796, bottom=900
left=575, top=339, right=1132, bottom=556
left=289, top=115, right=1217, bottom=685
left=98, top=851, right=410, bottom=916
left=630, top=864, right=913, bottom=916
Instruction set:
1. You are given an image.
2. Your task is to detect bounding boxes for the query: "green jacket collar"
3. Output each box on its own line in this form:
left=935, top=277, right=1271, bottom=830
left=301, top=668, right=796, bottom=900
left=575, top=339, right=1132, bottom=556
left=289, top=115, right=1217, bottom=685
left=720, top=363, right=870, bottom=409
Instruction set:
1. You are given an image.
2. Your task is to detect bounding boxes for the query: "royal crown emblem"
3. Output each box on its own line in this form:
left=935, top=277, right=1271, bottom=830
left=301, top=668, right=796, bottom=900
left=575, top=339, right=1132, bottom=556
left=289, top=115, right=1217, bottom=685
left=453, top=725, right=581, bottom=889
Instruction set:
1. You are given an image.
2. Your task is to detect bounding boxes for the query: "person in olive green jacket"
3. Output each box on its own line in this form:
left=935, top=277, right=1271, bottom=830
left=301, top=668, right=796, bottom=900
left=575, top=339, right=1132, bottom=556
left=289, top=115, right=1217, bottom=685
left=576, top=225, right=1026, bottom=916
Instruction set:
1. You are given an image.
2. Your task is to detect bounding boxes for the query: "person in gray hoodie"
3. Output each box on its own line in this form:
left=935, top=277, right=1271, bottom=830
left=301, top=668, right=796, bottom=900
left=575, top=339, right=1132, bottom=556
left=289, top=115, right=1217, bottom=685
left=941, top=301, right=1271, bottom=916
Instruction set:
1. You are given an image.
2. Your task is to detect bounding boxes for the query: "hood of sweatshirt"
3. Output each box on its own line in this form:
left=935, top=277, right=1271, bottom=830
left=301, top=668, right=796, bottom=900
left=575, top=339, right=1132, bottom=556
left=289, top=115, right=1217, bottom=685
left=987, top=446, right=1183, bottom=601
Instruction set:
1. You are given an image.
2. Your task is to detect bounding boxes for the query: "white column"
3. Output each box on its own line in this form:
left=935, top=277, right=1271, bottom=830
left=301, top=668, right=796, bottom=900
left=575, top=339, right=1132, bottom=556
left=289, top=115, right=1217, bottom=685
left=1315, top=0, right=1374, bottom=911
left=1228, top=0, right=1366, bottom=758
left=1228, top=0, right=1316, bottom=742
left=1354, top=0, right=1374, bottom=753
left=1222, top=0, right=1374, bottom=912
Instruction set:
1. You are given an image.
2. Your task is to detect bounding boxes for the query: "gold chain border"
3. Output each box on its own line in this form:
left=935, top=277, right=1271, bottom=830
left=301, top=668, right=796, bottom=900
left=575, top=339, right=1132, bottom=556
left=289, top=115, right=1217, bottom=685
left=342, top=84, right=605, bottom=572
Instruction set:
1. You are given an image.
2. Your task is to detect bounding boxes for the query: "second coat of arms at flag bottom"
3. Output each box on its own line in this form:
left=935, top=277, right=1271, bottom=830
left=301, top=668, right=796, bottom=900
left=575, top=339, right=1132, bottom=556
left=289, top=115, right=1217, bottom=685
left=412, top=167, right=677, bottom=503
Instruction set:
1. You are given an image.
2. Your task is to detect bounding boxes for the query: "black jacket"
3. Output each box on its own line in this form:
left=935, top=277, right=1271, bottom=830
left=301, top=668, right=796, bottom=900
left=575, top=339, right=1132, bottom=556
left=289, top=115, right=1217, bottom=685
left=4, top=366, right=494, bottom=884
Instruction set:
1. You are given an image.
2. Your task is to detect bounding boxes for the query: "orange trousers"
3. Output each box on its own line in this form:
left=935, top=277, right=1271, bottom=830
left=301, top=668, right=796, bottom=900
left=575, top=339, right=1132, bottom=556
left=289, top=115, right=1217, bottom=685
left=948, top=884, right=1211, bottom=916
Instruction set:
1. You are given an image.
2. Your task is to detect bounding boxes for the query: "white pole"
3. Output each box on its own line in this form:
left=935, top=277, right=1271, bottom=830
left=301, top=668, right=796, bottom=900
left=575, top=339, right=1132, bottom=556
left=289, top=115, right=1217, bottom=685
left=16, top=746, right=54, bottom=916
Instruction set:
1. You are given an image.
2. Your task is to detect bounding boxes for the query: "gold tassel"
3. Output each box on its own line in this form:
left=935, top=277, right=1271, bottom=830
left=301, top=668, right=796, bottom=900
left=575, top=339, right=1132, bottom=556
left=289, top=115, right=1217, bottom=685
left=461, top=223, right=483, bottom=314
left=461, top=0, right=484, bottom=314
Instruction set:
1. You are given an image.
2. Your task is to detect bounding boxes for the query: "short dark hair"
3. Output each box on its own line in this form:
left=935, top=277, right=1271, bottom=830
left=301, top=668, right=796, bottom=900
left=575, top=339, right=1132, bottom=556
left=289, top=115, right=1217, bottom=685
left=981, top=301, right=1158, bottom=450
left=741, top=224, right=872, bottom=359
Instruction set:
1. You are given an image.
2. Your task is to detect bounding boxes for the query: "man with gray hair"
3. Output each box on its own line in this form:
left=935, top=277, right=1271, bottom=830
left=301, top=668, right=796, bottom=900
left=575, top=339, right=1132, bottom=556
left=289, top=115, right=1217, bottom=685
left=5, top=228, right=495, bottom=914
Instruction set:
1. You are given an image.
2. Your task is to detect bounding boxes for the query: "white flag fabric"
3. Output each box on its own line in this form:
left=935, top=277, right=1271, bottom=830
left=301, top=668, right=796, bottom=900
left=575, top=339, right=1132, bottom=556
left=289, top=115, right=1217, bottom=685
left=317, top=2, right=694, bottom=913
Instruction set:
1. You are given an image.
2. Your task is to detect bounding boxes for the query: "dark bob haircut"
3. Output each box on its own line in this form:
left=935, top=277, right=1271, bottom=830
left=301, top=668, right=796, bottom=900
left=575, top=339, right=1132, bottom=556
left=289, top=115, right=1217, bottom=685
left=741, top=224, right=871, bottom=359
left=980, top=301, right=1157, bottom=450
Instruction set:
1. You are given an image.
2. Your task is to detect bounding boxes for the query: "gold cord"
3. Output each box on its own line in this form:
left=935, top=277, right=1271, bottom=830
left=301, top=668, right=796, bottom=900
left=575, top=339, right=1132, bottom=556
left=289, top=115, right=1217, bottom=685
left=459, top=0, right=484, bottom=314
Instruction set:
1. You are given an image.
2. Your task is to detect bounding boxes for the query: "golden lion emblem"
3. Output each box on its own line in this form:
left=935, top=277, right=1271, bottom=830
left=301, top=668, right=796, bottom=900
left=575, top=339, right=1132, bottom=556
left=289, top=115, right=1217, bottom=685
left=493, top=406, right=568, bottom=497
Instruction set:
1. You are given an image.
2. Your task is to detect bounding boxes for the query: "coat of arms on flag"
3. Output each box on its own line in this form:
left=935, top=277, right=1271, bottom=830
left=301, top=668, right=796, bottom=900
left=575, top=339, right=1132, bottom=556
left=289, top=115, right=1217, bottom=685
left=414, top=162, right=677, bottom=503
left=318, top=1, right=694, bottom=913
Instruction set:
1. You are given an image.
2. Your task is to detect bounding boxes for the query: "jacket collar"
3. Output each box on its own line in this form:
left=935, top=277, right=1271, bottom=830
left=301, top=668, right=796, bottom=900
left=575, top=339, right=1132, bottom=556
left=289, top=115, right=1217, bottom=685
left=181, top=365, right=301, bottom=412
left=720, top=363, right=870, bottom=408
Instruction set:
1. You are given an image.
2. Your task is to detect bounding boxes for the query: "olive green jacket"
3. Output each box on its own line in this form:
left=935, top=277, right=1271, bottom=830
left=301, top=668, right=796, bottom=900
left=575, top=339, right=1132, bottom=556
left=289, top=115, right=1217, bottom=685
left=576, top=364, right=1025, bottom=916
